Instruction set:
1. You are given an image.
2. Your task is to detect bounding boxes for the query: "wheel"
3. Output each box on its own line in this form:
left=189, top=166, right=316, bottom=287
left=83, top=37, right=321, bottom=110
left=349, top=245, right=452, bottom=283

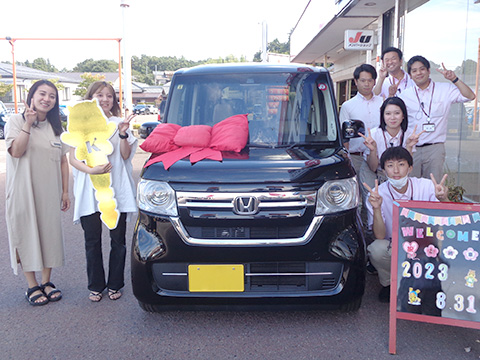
left=339, top=297, right=362, bottom=312
left=138, top=301, right=158, bottom=312
left=0, top=126, right=4, bottom=139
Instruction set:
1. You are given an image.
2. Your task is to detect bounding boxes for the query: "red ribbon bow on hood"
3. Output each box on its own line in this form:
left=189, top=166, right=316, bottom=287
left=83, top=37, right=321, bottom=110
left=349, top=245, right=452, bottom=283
left=140, top=114, right=249, bottom=170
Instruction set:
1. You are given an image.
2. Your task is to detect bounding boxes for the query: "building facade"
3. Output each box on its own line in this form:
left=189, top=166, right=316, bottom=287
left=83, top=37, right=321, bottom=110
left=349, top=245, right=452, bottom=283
left=291, top=0, right=480, bottom=202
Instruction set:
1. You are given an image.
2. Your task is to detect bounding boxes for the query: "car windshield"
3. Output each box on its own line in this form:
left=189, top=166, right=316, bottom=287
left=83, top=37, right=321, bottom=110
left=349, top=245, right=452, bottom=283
left=166, top=72, right=338, bottom=146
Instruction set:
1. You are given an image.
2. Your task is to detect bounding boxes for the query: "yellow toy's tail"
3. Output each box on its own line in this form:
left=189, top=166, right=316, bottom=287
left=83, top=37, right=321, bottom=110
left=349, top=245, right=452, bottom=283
left=90, top=174, right=120, bottom=230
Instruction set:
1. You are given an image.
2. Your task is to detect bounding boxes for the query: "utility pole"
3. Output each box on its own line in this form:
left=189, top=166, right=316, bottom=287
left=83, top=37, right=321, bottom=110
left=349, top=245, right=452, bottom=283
left=261, top=21, right=268, bottom=63
left=121, top=0, right=133, bottom=113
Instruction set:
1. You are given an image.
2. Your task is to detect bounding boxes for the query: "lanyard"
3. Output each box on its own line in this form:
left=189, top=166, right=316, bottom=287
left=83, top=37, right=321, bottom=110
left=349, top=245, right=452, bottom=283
left=387, top=178, right=413, bottom=200
left=414, top=82, right=435, bottom=122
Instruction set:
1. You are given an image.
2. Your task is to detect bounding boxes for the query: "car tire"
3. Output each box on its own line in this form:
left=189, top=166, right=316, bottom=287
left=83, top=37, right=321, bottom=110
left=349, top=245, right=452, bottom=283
left=138, top=301, right=162, bottom=312
left=339, top=297, right=362, bottom=312
left=0, top=126, right=4, bottom=139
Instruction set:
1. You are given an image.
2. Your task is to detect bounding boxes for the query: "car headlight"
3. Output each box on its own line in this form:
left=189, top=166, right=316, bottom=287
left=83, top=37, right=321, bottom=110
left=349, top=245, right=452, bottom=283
left=137, top=180, right=178, bottom=216
left=315, top=177, right=359, bottom=215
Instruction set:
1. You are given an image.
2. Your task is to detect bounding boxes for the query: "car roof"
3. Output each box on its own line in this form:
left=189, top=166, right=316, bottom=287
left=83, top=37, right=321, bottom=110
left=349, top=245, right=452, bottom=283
left=174, top=62, right=326, bottom=76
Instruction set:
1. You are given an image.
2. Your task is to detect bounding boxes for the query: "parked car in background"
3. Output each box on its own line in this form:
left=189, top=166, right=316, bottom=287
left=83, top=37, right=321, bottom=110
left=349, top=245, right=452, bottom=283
left=59, top=107, right=68, bottom=122
left=133, top=104, right=151, bottom=115
left=138, top=120, right=160, bottom=139
left=131, top=63, right=366, bottom=312
left=0, top=112, right=6, bottom=139
left=0, top=101, right=8, bottom=139
left=148, top=105, right=158, bottom=114
left=0, top=100, right=8, bottom=115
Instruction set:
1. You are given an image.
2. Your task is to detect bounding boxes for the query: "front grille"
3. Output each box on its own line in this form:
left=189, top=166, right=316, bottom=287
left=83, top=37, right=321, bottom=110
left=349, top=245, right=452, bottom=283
left=246, top=262, right=339, bottom=292
left=177, top=190, right=316, bottom=220
left=151, top=261, right=343, bottom=295
left=174, top=190, right=319, bottom=244
left=185, top=225, right=307, bottom=240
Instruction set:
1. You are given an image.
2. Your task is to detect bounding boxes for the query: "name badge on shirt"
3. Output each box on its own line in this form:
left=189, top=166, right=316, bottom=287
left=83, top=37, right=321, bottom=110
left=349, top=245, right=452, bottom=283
left=423, top=123, right=435, bottom=132
left=50, top=140, right=62, bottom=148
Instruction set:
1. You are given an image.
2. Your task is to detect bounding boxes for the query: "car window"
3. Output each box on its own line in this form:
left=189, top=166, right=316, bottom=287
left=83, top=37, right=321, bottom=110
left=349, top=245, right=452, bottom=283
left=167, top=73, right=337, bottom=146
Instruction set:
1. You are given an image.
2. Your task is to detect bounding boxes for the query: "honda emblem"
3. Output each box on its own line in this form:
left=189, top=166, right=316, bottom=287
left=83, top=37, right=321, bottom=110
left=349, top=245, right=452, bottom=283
left=233, top=196, right=259, bottom=215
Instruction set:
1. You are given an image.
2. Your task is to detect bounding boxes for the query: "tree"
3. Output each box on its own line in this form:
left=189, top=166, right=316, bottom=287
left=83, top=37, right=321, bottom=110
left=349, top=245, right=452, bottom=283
left=74, top=73, right=106, bottom=98
left=33, top=58, right=58, bottom=72
left=203, top=55, right=247, bottom=64
left=73, top=59, right=118, bottom=73
left=253, top=37, right=290, bottom=62
left=17, top=58, right=58, bottom=72
left=0, top=81, right=13, bottom=98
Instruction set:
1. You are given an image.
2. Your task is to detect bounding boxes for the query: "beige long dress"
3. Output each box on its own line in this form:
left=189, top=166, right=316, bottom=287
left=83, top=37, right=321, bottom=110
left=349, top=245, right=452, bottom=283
left=5, top=114, right=67, bottom=275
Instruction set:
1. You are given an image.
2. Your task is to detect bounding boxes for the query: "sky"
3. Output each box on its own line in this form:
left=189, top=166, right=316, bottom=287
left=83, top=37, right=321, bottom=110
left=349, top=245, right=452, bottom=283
left=0, top=0, right=309, bottom=70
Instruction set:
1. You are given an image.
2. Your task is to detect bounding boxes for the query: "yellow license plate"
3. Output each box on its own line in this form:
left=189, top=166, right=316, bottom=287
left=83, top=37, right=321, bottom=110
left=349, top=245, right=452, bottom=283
left=188, top=264, right=244, bottom=292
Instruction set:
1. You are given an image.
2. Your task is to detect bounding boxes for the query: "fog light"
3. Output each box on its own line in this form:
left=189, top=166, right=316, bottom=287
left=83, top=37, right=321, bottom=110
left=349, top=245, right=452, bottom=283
left=135, top=224, right=165, bottom=262
left=329, top=226, right=359, bottom=261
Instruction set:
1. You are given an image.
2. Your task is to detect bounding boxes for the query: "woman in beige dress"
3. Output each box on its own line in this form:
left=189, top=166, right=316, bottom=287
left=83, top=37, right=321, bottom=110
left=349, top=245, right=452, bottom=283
left=5, top=80, right=70, bottom=306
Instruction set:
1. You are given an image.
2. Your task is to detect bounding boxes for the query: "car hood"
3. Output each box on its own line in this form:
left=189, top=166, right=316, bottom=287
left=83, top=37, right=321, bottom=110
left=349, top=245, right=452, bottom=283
left=141, top=146, right=354, bottom=185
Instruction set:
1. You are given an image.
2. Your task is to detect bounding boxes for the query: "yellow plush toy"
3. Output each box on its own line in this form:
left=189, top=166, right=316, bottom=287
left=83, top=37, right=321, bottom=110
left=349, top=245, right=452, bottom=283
left=61, top=99, right=120, bottom=229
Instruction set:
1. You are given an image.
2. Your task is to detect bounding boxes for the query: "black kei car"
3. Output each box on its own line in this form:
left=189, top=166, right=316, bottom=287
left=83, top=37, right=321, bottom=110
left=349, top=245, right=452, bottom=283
left=132, top=63, right=366, bottom=312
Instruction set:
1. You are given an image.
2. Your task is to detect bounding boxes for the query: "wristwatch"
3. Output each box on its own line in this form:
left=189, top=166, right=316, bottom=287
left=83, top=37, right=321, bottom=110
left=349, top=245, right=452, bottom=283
left=119, top=132, right=129, bottom=139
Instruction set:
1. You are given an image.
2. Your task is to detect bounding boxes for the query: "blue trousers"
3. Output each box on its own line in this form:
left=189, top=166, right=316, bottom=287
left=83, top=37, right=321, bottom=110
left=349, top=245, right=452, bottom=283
left=80, top=212, right=127, bottom=292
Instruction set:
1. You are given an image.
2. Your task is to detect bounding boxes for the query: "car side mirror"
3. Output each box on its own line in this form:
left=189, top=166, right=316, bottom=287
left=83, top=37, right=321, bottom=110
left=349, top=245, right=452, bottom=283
left=342, top=120, right=365, bottom=139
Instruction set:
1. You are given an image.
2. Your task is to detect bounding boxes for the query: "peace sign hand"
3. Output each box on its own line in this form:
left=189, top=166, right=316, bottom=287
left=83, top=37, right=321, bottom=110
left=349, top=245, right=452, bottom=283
left=379, top=63, right=388, bottom=79
left=436, top=62, right=457, bottom=82
left=405, top=124, right=426, bottom=148
left=364, top=179, right=383, bottom=209
left=23, top=100, right=37, bottom=126
left=118, top=113, right=137, bottom=135
left=388, top=77, right=399, bottom=97
left=358, top=128, right=377, bottom=152
left=430, top=173, right=449, bottom=201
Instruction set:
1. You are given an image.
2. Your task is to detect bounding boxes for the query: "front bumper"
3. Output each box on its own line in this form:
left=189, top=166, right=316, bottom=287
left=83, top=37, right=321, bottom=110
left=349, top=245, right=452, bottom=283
left=131, top=208, right=366, bottom=307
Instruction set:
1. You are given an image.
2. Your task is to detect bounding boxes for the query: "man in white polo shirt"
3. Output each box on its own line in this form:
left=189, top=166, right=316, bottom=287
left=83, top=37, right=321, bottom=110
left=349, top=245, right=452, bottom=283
left=399, top=55, right=476, bottom=180
left=364, top=146, right=449, bottom=302
left=374, top=47, right=413, bottom=99
left=340, top=64, right=383, bottom=220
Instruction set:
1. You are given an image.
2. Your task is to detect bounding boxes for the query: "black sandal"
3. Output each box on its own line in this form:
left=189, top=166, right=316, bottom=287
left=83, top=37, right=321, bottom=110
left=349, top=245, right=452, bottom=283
left=41, top=282, right=62, bottom=302
left=89, top=291, right=103, bottom=302
left=108, top=289, right=122, bottom=300
left=25, top=286, right=48, bottom=306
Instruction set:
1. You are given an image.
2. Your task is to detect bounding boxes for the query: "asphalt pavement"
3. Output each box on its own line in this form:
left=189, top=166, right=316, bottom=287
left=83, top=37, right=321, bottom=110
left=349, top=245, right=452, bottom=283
left=1, top=119, right=480, bottom=359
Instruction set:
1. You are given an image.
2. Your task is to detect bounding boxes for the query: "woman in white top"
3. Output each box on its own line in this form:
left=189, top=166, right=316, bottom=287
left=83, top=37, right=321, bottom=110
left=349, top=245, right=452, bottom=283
left=68, top=81, right=137, bottom=302
left=359, top=97, right=423, bottom=180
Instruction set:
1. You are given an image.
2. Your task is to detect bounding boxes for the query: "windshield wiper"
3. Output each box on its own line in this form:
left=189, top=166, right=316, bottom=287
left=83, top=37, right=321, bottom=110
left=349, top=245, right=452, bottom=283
left=247, top=143, right=278, bottom=148
left=286, top=142, right=327, bottom=149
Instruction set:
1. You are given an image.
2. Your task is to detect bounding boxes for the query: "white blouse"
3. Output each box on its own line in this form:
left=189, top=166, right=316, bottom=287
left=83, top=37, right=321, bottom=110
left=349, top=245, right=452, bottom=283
left=70, top=116, right=138, bottom=224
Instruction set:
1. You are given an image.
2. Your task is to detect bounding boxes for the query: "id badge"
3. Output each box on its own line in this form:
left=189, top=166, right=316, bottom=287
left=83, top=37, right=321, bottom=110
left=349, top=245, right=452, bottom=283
left=423, top=123, right=435, bottom=132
